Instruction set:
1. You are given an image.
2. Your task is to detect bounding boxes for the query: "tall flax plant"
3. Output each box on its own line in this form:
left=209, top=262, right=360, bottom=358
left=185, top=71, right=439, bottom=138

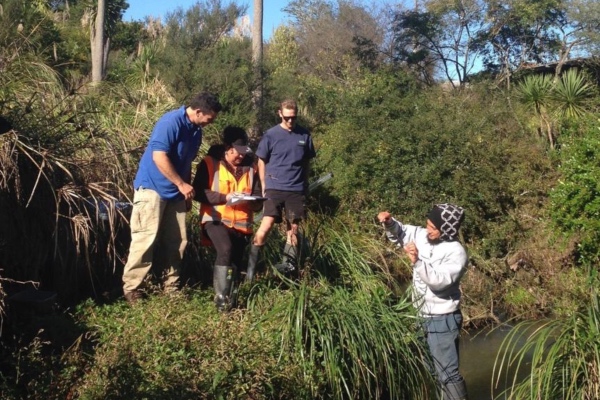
left=0, top=54, right=132, bottom=301
left=249, top=217, right=435, bottom=399
left=493, top=275, right=600, bottom=399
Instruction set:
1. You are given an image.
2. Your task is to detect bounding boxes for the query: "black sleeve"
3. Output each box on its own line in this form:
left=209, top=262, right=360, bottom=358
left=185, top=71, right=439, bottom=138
left=192, top=159, right=227, bottom=205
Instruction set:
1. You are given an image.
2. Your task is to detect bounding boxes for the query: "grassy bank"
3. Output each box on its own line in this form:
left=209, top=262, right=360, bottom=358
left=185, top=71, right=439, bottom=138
left=0, top=221, right=435, bottom=399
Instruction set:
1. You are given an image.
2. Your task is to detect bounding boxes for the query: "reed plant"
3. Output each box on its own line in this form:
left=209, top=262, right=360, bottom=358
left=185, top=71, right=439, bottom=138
left=243, top=215, right=434, bottom=399
left=252, top=282, right=433, bottom=399
left=493, top=281, right=600, bottom=399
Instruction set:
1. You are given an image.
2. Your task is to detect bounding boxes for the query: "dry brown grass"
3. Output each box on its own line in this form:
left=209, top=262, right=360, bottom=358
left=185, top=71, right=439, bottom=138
left=0, top=54, right=148, bottom=302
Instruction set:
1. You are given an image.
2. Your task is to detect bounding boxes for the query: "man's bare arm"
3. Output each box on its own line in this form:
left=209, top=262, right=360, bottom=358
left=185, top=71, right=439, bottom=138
left=258, top=158, right=266, bottom=196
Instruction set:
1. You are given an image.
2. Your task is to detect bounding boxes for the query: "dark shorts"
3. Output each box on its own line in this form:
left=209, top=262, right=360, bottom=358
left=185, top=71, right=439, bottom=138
left=263, top=189, right=306, bottom=223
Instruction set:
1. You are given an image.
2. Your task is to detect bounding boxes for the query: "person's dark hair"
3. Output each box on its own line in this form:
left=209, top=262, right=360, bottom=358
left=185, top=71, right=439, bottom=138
left=188, top=92, right=222, bottom=113
left=222, top=126, right=248, bottom=147
left=207, top=144, right=226, bottom=159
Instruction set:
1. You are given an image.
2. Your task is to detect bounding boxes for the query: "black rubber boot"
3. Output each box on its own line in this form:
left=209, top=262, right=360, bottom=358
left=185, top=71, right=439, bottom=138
left=282, top=241, right=298, bottom=265
left=274, top=241, right=298, bottom=274
left=245, top=244, right=261, bottom=282
left=442, top=379, right=468, bottom=400
left=213, top=265, right=233, bottom=312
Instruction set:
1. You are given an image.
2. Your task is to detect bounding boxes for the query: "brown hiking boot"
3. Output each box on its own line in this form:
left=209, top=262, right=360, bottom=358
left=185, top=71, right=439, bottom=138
left=123, top=290, right=142, bottom=305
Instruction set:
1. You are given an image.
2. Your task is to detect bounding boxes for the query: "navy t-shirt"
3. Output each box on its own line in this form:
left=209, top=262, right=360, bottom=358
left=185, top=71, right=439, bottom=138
left=133, top=106, right=202, bottom=200
left=256, top=124, right=316, bottom=192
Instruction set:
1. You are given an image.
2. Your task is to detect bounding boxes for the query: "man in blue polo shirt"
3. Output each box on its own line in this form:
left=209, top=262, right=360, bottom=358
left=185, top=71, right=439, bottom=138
left=122, top=92, right=222, bottom=303
left=246, top=99, right=316, bottom=280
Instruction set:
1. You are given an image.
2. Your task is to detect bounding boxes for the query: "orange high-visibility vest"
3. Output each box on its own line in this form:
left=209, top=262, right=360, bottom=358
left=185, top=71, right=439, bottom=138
left=199, top=156, right=255, bottom=234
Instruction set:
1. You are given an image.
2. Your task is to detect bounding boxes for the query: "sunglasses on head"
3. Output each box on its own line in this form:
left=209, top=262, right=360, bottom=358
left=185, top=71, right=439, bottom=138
left=282, top=116, right=297, bottom=122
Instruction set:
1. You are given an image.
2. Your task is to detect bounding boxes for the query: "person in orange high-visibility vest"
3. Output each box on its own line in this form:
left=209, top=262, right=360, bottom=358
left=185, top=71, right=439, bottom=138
left=192, top=126, right=263, bottom=311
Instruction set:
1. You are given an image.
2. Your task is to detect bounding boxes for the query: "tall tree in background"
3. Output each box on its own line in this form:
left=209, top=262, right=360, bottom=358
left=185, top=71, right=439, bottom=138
left=554, top=0, right=600, bottom=76
left=251, top=0, right=263, bottom=138
left=392, top=9, right=440, bottom=85
left=475, top=0, right=564, bottom=88
left=86, top=0, right=128, bottom=83
left=423, top=0, right=487, bottom=86
left=91, top=0, right=106, bottom=83
left=156, top=1, right=248, bottom=103
left=284, top=0, right=383, bottom=82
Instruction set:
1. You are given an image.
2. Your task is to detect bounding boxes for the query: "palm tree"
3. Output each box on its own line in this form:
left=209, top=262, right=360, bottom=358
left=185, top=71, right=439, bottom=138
left=91, top=0, right=106, bottom=83
left=251, top=0, right=263, bottom=139
left=552, top=68, right=595, bottom=120
left=515, top=69, right=595, bottom=148
left=515, top=73, right=555, bottom=147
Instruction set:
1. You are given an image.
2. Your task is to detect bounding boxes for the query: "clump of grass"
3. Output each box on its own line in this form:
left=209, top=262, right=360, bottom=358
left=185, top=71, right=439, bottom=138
left=504, top=286, right=539, bottom=315
left=494, top=286, right=600, bottom=399
left=245, top=216, right=435, bottom=399
left=254, top=281, right=433, bottom=399
left=0, top=51, right=170, bottom=302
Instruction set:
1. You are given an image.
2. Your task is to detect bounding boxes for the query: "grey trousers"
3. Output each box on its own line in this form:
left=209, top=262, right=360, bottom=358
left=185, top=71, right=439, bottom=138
left=423, top=311, right=468, bottom=400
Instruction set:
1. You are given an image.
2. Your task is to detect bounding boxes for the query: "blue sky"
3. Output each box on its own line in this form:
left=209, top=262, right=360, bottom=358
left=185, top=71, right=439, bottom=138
left=123, top=0, right=289, bottom=40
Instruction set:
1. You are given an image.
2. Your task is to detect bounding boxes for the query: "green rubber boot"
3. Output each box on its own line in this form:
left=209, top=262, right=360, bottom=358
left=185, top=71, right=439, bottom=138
left=213, top=265, right=233, bottom=312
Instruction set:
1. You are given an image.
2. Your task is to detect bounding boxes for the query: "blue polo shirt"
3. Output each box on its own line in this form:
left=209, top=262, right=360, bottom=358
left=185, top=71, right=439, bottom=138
left=133, top=106, right=202, bottom=201
left=256, top=124, right=316, bottom=192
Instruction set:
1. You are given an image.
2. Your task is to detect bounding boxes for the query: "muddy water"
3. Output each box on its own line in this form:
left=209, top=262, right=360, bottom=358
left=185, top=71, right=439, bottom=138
left=460, top=324, right=532, bottom=400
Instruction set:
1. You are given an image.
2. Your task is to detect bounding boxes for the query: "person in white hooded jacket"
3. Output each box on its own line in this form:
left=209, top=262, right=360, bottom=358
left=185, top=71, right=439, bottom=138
left=378, top=204, right=468, bottom=400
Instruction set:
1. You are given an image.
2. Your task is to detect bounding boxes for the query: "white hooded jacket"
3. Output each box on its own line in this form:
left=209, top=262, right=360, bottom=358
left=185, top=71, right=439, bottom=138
left=384, top=218, right=468, bottom=316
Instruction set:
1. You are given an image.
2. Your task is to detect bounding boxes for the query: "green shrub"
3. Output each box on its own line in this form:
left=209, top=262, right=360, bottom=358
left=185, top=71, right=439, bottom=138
left=504, top=286, right=538, bottom=315
left=550, top=117, right=600, bottom=267
left=316, top=80, right=553, bottom=259
left=72, top=294, right=308, bottom=399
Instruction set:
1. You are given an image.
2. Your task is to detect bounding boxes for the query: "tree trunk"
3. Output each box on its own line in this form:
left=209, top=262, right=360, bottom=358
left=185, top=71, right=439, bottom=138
left=91, top=0, right=106, bottom=83
left=250, top=0, right=263, bottom=140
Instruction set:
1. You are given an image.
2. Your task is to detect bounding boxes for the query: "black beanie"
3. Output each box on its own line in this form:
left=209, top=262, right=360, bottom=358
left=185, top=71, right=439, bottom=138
left=427, top=204, right=465, bottom=241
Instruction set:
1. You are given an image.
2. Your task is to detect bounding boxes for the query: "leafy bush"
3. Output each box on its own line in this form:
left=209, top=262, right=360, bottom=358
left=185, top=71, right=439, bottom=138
left=72, top=294, right=309, bottom=399
left=316, top=78, right=554, bottom=258
left=550, top=117, right=600, bottom=266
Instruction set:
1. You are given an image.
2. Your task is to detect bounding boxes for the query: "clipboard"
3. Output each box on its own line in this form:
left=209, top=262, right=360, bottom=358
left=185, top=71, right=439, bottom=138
left=226, top=194, right=267, bottom=206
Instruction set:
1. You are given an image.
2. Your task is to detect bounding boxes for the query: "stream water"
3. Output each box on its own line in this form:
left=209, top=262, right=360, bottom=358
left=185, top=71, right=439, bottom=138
left=460, top=324, right=531, bottom=400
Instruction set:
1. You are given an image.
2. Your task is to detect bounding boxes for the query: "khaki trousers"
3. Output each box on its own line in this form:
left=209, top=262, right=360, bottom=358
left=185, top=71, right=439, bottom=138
left=122, top=187, right=187, bottom=294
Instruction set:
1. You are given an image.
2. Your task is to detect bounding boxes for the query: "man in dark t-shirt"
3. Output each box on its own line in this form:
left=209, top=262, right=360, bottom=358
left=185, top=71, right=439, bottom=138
left=246, top=99, right=316, bottom=279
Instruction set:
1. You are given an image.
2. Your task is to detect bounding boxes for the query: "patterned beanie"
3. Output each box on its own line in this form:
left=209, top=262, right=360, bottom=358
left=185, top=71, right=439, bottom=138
left=427, top=203, right=465, bottom=241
